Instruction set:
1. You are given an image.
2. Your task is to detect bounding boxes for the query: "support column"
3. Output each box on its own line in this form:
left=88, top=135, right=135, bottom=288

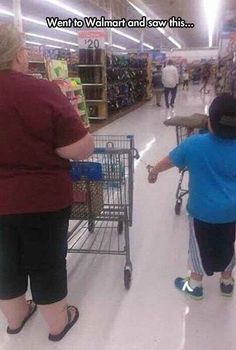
left=108, top=0, right=113, bottom=53
left=140, top=31, right=144, bottom=52
left=13, top=0, right=23, bottom=31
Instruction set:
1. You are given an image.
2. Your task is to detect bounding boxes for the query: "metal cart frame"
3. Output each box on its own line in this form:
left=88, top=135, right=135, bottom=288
left=67, top=135, right=139, bottom=289
left=174, top=126, right=193, bottom=215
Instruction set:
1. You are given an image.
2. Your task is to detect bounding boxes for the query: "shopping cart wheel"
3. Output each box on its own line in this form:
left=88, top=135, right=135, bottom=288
left=124, top=268, right=132, bottom=290
left=88, top=220, right=95, bottom=233
left=117, top=219, right=124, bottom=235
left=175, top=199, right=182, bottom=215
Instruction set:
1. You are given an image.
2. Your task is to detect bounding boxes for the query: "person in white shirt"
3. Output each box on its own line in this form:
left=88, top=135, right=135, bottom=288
left=162, top=60, right=179, bottom=108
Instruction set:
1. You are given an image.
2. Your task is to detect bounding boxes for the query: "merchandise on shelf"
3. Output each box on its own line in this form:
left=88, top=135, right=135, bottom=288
left=45, top=59, right=90, bottom=128
left=106, top=55, right=148, bottom=114
left=215, top=54, right=236, bottom=97
left=55, top=77, right=90, bottom=129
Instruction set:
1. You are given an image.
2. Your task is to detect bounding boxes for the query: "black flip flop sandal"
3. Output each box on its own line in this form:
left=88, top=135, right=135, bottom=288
left=7, top=300, right=37, bottom=335
left=48, top=306, right=79, bottom=342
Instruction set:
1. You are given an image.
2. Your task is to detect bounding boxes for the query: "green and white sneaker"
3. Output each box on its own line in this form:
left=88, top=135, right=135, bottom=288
left=220, top=278, right=234, bottom=297
left=175, top=277, right=203, bottom=300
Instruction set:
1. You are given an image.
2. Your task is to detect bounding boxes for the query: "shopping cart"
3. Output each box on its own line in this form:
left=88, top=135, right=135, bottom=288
left=67, top=135, right=139, bottom=289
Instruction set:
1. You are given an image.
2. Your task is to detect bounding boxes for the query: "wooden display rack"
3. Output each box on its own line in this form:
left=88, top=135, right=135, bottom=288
left=76, top=49, right=108, bottom=120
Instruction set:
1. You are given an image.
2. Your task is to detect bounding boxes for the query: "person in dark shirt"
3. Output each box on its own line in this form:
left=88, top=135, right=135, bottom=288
left=200, top=64, right=211, bottom=94
left=0, top=24, right=94, bottom=341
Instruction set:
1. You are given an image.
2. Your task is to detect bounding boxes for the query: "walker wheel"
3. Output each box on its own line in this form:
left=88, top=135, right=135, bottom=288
left=124, top=268, right=132, bottom=290
left=175, top=199, right=182, bottom=215
left=117, top=220, right=124, bottom=235
left=88, top=220, right=95, bottom=233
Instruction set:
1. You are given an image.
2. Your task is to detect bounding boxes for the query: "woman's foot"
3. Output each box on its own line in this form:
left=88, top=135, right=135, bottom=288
left=48, top=306, right=79, bottom=342
left=7, top=300, right=37, bottom=334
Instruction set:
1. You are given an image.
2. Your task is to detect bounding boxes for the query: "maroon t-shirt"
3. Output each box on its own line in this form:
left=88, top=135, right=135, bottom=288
left=0, top=70, right=88, bottom=215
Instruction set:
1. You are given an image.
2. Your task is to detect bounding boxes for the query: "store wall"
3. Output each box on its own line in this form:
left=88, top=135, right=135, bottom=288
left=164, top=48, right=219, bottom=62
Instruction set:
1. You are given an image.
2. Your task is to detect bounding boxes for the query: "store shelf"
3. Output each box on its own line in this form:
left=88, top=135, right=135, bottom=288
left=77, top=64, right=104, bottom=67
left=89, top=116, right=107, bottom=120
left=82, top=83, right=104, bottom=86
left=29, top=61, right=44, bottom=64
left=86, top=100, right=106, bottom=103
left=64, top=87, right=82, bottom=93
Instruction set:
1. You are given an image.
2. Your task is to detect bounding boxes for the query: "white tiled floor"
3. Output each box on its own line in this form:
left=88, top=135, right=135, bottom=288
left=1, top=86, right=235, bottom=350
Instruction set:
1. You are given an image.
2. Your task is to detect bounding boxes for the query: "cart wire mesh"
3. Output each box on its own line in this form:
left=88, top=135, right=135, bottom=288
left=67, top=135, right=139, bottom=289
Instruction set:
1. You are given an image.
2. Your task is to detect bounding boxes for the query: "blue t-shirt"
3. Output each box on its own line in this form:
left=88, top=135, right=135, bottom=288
left=169, top=133, right=236, bottom=223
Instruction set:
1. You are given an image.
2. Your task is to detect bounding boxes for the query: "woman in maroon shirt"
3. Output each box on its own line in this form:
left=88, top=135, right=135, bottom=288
left=0, top=24, right=94, bottom=341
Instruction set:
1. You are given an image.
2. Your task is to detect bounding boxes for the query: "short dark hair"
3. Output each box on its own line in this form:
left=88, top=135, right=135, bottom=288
left=167, top=59, right=174, bottom=66
left=209, top=94, right=236, bottom=139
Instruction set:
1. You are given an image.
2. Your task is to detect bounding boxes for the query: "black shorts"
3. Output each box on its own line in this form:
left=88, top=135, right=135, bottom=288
left=188, top=217, right=236, bottom=276
left=0, top=207, right=71, bottom=304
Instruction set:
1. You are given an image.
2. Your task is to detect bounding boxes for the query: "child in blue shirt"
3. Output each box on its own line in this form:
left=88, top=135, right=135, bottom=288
left=148, top=94, right=236, bottom=300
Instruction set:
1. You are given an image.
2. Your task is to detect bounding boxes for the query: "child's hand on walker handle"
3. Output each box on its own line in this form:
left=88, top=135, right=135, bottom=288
left=147, top=156, right=174, bottom=184
left=147, top=165, right=158, bottom=184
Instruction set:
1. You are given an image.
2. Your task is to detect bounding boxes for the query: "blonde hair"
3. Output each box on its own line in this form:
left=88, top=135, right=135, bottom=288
left=0, top=24, right=25, bottom=70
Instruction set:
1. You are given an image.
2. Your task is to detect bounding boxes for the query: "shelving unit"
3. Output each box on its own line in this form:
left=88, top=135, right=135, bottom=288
left=106, top=54, right=148, bottom=115
left=69, top=49, right=108, bottom=120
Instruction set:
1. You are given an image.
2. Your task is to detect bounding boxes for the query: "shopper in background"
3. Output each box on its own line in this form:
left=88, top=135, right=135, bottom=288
left=0, top=24, right=94, bottom=341
left=200, top=63, right=211, bottom=94
left=182, top=69, right=190, bottom=90
left=148, top=94, right=236, bottom=301
left=152, top=65, right=164, bottom=107
left=162, top=59, right=179, bottom=109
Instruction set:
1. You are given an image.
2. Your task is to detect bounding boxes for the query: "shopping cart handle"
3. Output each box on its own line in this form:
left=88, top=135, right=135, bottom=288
left=94, top=147, right=141, bottom=159
left=94, top=147, right=107, bottom=154
left=132, top=148, right=140, bottom=160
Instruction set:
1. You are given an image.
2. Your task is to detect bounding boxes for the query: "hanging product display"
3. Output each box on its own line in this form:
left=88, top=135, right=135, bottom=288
left=106, top=55, right=148, bottom=114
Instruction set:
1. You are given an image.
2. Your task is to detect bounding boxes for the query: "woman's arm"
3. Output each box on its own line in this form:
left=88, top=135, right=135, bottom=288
left=56, top=133, right=94, bottom=160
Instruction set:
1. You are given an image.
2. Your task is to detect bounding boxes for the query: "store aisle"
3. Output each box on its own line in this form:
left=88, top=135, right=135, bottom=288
left=1, top=86, right=234, bottom=350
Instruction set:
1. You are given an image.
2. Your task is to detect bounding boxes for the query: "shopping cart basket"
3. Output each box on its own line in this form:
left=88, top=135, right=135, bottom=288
left=67, top=135, right=139, bottom=289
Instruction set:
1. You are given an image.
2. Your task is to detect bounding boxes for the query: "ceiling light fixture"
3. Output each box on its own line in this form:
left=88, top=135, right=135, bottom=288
left=143, top=42, right=154, bottom=49
left=127, top=1, right=146, bottom=16
left=157, top=28, right=165, bottom=35
left=127, top=1, right=182, bottom=48
left=26, top=40, right=42, bottom=46
left=40, top=0, right=142, bottom=45
left=112, top=44, right=127, bottom=50
left=168, top=36, right=182, bottom=49
left=111, top=28, right=140, bottom=43
left=41, top=0, right=86, bottom=18
left=204, top=0, right=221, bottom=47
left=25, top=32, right=78, bottom=46
left=105, top=42, right=127, bottom=50
left=22, top=15, right=77, bottom=35
left=46, top=44, right=62, bottom=48
left=0, top=8, right=14, bottom=16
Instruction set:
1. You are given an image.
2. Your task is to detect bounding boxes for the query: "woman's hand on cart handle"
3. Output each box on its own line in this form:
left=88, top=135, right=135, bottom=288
left=147, top=165, right=158, bottom=184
